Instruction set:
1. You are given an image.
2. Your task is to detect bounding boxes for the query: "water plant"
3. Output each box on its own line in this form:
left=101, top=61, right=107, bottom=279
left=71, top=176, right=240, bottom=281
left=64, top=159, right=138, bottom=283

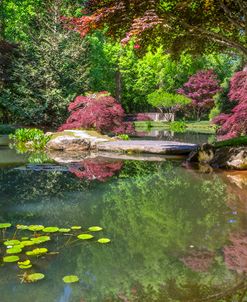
left=62, top=275, right=79, bottom=283
left=0, top=222, right=111, bottom=285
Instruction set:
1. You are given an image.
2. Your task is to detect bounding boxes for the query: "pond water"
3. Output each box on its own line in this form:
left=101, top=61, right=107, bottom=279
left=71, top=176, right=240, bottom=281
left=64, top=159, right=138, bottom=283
left=0, top=135, right=247, bottom=302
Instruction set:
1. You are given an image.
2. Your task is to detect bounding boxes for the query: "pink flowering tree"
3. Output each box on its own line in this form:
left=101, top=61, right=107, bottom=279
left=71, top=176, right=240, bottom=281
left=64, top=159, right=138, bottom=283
left=213, top=70, right=247, bottom=140
left=59, top=91, right=134, bottom=134
left=178, top=70, right=221, bottom=121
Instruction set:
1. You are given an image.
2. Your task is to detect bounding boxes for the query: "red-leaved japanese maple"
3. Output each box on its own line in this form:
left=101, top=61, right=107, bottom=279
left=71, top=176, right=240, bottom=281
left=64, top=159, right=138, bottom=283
left=69, top=159, right=123, bottom=181
left=59, top=91, right=134, bottom=134
left=213, top=70, right=247, bottom=140
left=178, top=70, right=221, bottom=120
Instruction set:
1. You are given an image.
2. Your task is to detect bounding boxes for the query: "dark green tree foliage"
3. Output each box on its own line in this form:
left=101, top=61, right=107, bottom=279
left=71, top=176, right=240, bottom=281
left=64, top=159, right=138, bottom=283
left=69, top=0, right=247, bottom=58
left=0, top=0, right=90, bottom=126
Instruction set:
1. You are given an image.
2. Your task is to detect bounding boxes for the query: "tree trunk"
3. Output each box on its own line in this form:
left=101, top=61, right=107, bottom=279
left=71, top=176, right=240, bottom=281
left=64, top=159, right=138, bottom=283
left=115, top=67, right=122, bottom=103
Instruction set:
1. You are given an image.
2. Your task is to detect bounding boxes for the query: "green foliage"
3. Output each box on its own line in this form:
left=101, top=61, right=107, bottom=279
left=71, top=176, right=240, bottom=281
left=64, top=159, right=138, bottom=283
left=117, top=134, right=130, bottom=140
left=214, top=136, right=247, bottom=148
left=9, top=128, right=50, bottom=150
left=147, top=90, right=191, bottom=112
left=0, top=125, right=16, bottom=135
left=169, top=121, right=186, bottom=132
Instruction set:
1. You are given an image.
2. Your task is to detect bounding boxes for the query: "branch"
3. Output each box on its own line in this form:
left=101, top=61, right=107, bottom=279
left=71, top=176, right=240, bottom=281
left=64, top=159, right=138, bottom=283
left=219, top=0, right=245, bottom=29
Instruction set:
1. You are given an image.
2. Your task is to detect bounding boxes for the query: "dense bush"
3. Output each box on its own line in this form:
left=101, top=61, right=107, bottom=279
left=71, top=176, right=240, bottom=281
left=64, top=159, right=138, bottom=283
left=9, top=128, right=51, bottom=150
left=59, top=92, right=134, bottom=134
left=178, top=70, right=221, bottom=121
left=213, top=70, right=247, bottom=139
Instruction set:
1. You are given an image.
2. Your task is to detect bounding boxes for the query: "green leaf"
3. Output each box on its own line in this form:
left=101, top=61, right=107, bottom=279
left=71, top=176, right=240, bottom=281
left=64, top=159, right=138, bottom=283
left=28, top=225, right=44, bottom=232
left=77, top=234, right=94, bottom=240
left=19, top=264, right=32, bottom=269
left=16, top=225, right=28, bottom=230
left=3, top=255, right=20, bottom=263
left=26, top=273, right=45, bottom=282
left=21, top=240, right=35, bottom=246
left=71, top=226, right=81, bottom=230
left=88, top=226, right=103, bottom=232
left=59, top=228, right=71, bottom=233
left=18, top=260, right=31, bottom=266
left=97, top=238, right=111, bottom=244
left=62, top=275, right=79, bottom=283
left=42, top=227, right=59, bottom=233
left=4, top=240, right=20, bottom=246
left=0, top=223, right=11, bottom=229
left=6, top=246, right=22, bottom=254
left=26, top=248, right=48, bottom=256
left=31, top=236, right=50, bottom=244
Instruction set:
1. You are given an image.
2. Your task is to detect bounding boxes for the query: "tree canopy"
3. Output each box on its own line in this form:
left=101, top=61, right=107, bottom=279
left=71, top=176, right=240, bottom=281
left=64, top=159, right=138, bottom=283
left=67, top=0, right=247, bottom=58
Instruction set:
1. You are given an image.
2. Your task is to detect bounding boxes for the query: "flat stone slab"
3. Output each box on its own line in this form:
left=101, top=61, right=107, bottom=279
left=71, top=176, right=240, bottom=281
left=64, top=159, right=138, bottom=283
left=97, top=140, right=198, bottom=155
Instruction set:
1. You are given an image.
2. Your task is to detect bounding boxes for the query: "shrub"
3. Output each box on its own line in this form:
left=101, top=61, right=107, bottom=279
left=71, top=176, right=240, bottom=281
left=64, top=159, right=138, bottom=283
left=178, top=70, right=221, bottom=120
left=59, top=92, right=134, bottom=134
left=213, top=70, right=247, bottom=139
left=0, top=124, right=16, bottom=135
left=9, top=128, right=51, bottom=150
left=169, top=121, right=186, bottom=132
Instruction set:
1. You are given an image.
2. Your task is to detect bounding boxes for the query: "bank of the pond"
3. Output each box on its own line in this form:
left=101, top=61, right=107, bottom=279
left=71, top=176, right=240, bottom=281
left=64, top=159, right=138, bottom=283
left=134, top=120, right=216, bottom=134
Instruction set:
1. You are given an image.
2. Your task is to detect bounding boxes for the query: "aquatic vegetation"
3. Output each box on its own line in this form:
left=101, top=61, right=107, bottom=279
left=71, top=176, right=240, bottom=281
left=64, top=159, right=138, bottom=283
left=98, top=238, right=111, bottom=244
left=0, top=222, right=110, bottom=285
left=62, top=275, right=79, bottom=283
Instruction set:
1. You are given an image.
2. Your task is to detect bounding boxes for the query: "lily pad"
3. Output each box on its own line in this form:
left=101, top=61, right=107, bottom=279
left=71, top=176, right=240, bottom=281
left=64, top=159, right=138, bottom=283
left=3, top=255, right=20, bottom=263
left=71, top=226, right=81, bottom=230
left=77, top=234, right=94, bottom=240
left=88, top=226, right=103, bottom=232
left=59, top=228, right=71, bottom=233
left=0, top=223, right=11, bottom=229
left=21, top=237, right=29, bottom=240
left=19, top=264, right=32, bottom=269
left=31, top=236, right=50, bottom=244
left=4, top=240, right=20, bottom=246
left=97, top=238, right=111, bottom=244
left=21, top=240, right=35, bottom=247
left=6, top=246, right=22, bottom=254
left=62, top=275, right=79, bottom=283
left=26, top=248, right=48, bottom=256
left=26, top=273, right=45, bottom=282
left=42, top=227, right=59, bottom=233
left=16, top=225, right=28, bottom=230
left=28, top=225, right=44, bottom=232
left=18, top=260, right=31, bottom=266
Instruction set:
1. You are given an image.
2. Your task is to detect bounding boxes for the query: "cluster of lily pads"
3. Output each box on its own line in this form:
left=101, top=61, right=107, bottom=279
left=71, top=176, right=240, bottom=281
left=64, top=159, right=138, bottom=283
left=0, top=222, right=111, bottom=283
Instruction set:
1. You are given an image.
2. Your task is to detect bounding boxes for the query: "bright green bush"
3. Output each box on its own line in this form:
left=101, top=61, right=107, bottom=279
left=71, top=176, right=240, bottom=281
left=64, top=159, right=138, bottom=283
left=169, top=121, right=186, bottom=132
left=9, top=128, right=51, bottom=150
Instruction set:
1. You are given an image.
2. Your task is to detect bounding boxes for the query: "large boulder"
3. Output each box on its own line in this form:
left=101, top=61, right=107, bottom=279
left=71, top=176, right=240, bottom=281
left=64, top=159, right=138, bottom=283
left=46, top=130, right=111, bottom=152
left=187, top=143, right=247, bottom=170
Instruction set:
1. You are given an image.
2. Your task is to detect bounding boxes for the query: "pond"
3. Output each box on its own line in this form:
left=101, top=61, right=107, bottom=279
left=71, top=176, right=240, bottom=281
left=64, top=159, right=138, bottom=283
left=0, top=135, right=247, bottom=302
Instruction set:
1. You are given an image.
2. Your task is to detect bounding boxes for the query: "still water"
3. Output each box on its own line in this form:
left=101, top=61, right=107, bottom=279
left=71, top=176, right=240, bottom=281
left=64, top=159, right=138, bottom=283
left=0, top=138, right=247, bottom=301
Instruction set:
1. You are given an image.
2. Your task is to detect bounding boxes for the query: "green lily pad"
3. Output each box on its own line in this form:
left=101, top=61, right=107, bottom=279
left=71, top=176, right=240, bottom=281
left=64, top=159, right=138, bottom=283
left=17, top=225, right=28, bottom=230
left=59, top=228, right=71, bottom=233
left=26, top=248, right=48, bottom=256
left=16, top=225, right=28, bottom=230
left=4, top=240, right=20, bottom=246
left=0, top=223, right=11, bottom=229
left=21, top=240, right=35, bottom=247
left=42, top=227, right=59, bottom=233
left=18, top=260, right=31, bottom=266
left=6, top=246, right=22, bottom=254
left=26, top=273, right=45, bottom=282
left=19, top=264, right=32, bottom=269
left=88, top=226, right=103, bottom=232
left=3, top=255, right=20, bottom=263
left=77, top=234, right=94, bottom=240
left=62, top=275, right=79, bottom=283
left=97, top=238, right=111, bottom=244
left=28, top=225, right=44, bottom=232
left=31, top=236, right=50, bottom=244
left=71, top=226, right=81, bottom=230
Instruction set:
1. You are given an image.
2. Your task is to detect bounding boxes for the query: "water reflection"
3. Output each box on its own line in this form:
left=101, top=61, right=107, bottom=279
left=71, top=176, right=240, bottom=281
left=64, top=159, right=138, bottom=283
left=0, top=159, right=247, bottom=301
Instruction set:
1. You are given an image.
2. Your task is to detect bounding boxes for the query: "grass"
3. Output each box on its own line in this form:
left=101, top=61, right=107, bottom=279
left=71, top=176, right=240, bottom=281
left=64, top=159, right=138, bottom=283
left=134, top=120, right=216, bottom=134
left=214, top=136, right=247, bottom=148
